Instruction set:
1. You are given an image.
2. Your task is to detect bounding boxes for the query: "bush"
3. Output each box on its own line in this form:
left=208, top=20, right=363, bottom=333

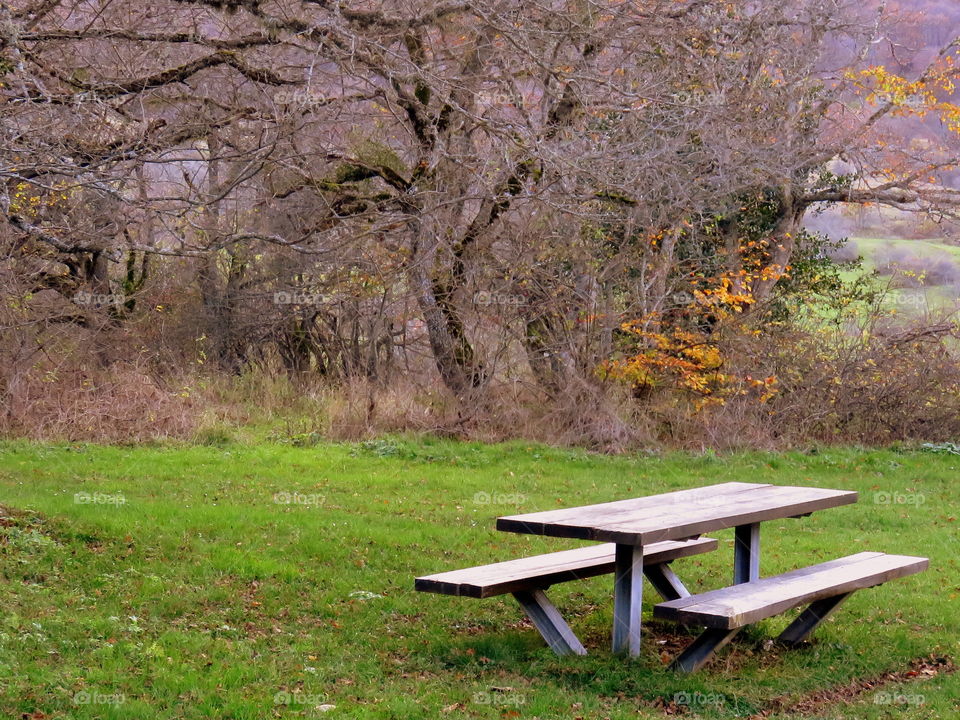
left=679, top=313, right=960, bottom=447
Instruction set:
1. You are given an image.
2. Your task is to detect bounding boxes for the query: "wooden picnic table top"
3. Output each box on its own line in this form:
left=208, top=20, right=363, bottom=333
left=496, top=481, right=858, bottom=545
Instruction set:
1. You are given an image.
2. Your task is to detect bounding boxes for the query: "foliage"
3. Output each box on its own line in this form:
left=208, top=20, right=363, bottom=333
left=2, top=0, right=960, bottom=447
left=764, top=229, right=878, bottom=323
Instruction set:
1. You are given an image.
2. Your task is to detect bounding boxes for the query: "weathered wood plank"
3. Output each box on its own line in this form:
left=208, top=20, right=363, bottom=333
left=496, top=482, right=767, bottom=539
left=654, top=552, right=928, bottom=630
left=497, top=484, right=858, bottom=544
left=597, top=487, right=858, bottom=544
left=415, top=537, right=717, bottom=598
left=659, top=553, right=884, bottom=613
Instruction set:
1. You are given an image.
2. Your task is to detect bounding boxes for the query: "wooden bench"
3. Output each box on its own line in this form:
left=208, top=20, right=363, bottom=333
left=416, top=536, right=717, bottom=655
left=653, top=551, right=929, bottom=672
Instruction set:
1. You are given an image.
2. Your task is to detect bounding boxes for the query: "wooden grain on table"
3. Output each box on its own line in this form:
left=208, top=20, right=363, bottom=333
left=497, top=483, right=858, bottom=544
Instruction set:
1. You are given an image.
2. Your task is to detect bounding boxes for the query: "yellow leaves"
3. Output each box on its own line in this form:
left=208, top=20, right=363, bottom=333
left=607, top=272, right=779, bottom=410
left=855, top=66, right=932, bottom=111
left=690, top=274, right=756, bottom=315
left=854, top=64, right=960, bottom=134
left=608, top=320, right=729, bottom=400
left=8, top=180, right=73, bottom=219
left=744, top=375, right=779, bottom=403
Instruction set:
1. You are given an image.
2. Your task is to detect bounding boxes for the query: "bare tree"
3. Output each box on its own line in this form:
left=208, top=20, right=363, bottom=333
left=2, top=0, right=958, bottom=421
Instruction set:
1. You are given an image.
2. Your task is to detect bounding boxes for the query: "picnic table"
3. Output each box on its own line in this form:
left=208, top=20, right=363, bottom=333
left=417, top=481, right=928, bottom=671
left=497, top=481, right=857, bottom=656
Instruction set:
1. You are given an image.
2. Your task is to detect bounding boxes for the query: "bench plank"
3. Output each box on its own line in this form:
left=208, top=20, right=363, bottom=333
left=660, top=552, right=928, bottom=671
left=655, top=552, right=928, bottom=630
left=415, top=537, right=717, bottom=599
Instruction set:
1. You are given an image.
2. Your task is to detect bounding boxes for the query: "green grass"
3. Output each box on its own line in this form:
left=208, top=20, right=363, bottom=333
left=843, top=237, right=960, bottom=317
left=851, top=236, right=960, bottom=264
left=1, top=438, right=958, bottom=719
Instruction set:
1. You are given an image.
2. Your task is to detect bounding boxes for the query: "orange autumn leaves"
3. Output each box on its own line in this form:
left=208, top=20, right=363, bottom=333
left=601, top=273, right=778, bottom=409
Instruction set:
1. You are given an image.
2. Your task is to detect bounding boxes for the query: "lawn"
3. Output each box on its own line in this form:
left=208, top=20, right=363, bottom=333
left=843, top=236, right=960, bottom=317
left=0, top=438, right=957, bottom=719
left=851, top=236, right=960, bottom=265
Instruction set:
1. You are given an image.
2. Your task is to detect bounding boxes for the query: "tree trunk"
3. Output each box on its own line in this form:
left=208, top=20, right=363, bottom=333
left=753, top=186, right=805, bottom=301
left=408, top=222, right=480, bottom=401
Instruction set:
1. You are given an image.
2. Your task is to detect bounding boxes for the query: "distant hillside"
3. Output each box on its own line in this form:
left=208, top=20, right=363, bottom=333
left=805, top=1, right=960, bottom=242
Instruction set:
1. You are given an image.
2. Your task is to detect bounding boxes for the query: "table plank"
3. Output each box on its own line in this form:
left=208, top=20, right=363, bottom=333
left=606, top=486, right=858, bottom=544
left=496, top=482, right=769, bottom=539
left=497, top=484, right=857, bottom=544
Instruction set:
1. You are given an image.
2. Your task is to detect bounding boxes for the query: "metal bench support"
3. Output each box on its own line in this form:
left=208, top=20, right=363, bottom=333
left=612, top=543, right=644, bottom=656
left=733, top=522, right=761, bottom=584
left=777, top=592, right=852, bottom=647
left=512, top=588, right=587, bottom=656
left=670, top=627, right=741, bottom=673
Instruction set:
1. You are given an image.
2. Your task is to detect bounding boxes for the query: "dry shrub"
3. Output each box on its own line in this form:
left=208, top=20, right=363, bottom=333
left=763, top=323, right=960, bottom=444
left=0, top=362, right=201, bottom=442
left=323, top=375, right=644, bottom=452
left=649, top=388, right=783, bottom=451
left=4, top=305, right=957, bottom=451
left=518, top=380, right=646, bottom=452
left=325, top=376, right=455, bottom=439
left=663, top=317, right=960, bottom=448
left=625, top=305, right=960, bottom=449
